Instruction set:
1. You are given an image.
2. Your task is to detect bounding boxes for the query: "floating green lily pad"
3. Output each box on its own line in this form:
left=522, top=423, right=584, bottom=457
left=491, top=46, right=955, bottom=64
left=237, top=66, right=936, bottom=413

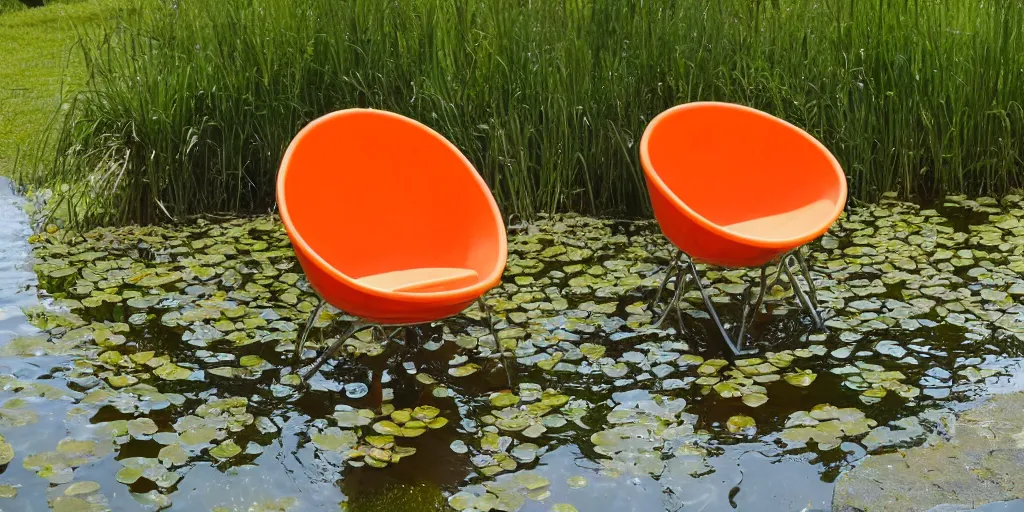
left=726, top=415, right=756, bottom=434
left=742, top=393, right=769, bottom=408
left=158, top=444, right=189, bottom=466
left=209, top=440, right=242, bottom=460
left=449, top=364, right=481, bottom=377
left=579, top=343, right=606, bottom=360
left=412, top=405, right=441, bottom=421
left=312, top=428, right=358, bottom=452
left=127, top=418, right=158, bottom=438
left=153, top=363, right=192, bottom=380
left=20, top=199, right=1024, bottom=506
left=784, top=369, right=817, bottom=387
left=64, top=481, right=101, bottom=496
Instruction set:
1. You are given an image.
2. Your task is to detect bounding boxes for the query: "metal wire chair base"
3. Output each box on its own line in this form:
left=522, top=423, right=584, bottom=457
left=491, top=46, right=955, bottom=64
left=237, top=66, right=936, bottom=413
left=648, top=248, right=827, bottom=356
left=294, top=297, right=512, bottom=385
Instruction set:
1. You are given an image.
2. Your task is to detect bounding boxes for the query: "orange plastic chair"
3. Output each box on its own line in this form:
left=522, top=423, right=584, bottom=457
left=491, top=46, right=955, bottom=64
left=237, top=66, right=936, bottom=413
left=639, top=102, right=847, bottom=355
left=277, top=108, right=508, bottom=380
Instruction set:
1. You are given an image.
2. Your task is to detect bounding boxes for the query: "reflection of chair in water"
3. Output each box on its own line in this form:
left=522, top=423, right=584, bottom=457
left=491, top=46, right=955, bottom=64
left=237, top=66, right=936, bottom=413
left=640, top=102, right=848, bottom=355
left=277, top=108, right=508, bottom=381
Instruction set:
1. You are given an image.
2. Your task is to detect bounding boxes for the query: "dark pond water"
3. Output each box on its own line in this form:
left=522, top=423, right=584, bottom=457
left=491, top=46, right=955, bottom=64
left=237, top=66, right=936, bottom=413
left=0, top=184, right=1022, bottom=511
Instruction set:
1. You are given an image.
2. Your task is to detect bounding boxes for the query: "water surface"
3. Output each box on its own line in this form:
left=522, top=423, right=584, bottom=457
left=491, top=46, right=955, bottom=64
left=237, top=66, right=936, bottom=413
left=0, top=190, right=1022, bottom=511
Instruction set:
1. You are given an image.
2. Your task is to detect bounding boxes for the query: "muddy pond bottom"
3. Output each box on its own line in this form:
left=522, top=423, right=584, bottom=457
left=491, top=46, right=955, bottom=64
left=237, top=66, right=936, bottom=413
left=1, top=192, right=1023, bottom=511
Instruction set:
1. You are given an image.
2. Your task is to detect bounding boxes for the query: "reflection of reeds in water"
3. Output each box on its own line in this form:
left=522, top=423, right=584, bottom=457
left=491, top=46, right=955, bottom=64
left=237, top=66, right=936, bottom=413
left=33, top=0, right=1024, bottom=227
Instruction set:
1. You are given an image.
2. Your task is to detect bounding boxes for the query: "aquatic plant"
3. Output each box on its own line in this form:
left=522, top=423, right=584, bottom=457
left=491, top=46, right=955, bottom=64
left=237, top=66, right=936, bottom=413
left=1, top=194, right=1020, bottom=509
left=27, top=0, right=1024, bottom=226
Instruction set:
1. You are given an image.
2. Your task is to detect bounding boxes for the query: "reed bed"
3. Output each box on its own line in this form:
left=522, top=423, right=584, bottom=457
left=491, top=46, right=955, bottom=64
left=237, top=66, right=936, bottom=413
left=33, top=0, right=1024, bottom=226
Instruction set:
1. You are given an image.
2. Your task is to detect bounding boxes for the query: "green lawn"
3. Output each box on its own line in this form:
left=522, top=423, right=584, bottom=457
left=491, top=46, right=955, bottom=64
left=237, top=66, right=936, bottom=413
left=0, top=0, right=116, bottom=177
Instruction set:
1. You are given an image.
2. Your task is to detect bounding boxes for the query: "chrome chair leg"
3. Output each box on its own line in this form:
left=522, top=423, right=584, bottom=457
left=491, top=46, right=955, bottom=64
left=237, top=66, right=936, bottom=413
left=653, top=266, right=689, bottom=328
left=301, top=322, right=367, bottom=383
left=794, top=247, right=823, bottom=313
left=376, top=326, right=403, bottom=346
left=736, top=265, right=769, bottom=350
left=783, top=254, right=825, bottom=329
left=648, top=249, right=683, bottom=312
left=478, top=297, right=514, bottom=387
left=764, top=249, right=825, bottom=326
left=296, top=296, right=511, bottom=386
left=295, top=298, right=327, bottom=363
left=686, top=260, right=759, bottom=356
left=649, top=246, right=828, bottom=355
left=765, top=258, right=787, bottom=292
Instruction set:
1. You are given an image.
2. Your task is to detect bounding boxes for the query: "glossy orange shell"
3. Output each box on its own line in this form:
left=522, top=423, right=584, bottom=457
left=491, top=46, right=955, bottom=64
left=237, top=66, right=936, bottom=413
left=277, top=109, right=507, bottom=324
left=640, top=102, right=847, bottom=267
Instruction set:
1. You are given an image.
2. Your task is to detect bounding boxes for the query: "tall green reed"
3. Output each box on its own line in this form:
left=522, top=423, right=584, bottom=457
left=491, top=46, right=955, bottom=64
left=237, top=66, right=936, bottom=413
left=33, top=0, right=1024, bottom=226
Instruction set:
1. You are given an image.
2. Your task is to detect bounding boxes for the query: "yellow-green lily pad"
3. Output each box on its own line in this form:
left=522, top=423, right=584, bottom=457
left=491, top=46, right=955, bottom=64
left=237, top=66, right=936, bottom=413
left=784, top=369, right=817, bottom=387
left=726, top=415, right=757, bottom=434
left=154, top=363, right=192, bottom=381
left=209, top=440, right=242, bottom=460
left=449, top=364, right=481, bottom=377
left=742, top=393, right=769, bottom=408
left=0, top=435, right=12, bottom=465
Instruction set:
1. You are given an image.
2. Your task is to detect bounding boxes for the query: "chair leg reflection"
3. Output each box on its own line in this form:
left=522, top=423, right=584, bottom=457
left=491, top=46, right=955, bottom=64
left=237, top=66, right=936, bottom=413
left=295, top=297, right=514, bottom=387
left=647, top=247, right=828, bottom=356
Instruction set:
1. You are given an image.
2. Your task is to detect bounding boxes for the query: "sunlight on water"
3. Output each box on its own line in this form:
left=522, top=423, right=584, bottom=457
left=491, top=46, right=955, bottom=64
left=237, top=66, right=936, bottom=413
left=0, top=190, right=1021, bottom=511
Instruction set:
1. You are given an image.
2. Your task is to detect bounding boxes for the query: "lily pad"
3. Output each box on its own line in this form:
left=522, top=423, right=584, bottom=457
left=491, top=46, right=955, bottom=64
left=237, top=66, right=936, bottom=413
left=514, top=471, right=551, bottom=490
left=209, top=440, right=242, bottom=460
left=579, top=343, right=606, bottom=360
left=412, top=406, right=440, bottom=421
left=312, top=428, right=358, bottom=452
left=153, top=363, right=192, bottom=381
left=127, top=418, right=159, bottom=438
left=373, top=421, right=402, bottom=436
left=333, top=409, right=374, bottom=428
left=449, top=364, right=481, bottom=377
left=0, top=435, right=12, bottom=465
left=567, top=475, right=588, bottom=489
left=485, top=390, right=521, bottom=408
left=726, top=415, right=756, bottom=434
left=784, top=369, right=817, bottom=387
left=742, top=393, right=769, bottom=408
left=158, top=444, right=189, bottom=466
left=64, top=481, right=101, bottom=496
left=117, top=457, right=180, bottom=488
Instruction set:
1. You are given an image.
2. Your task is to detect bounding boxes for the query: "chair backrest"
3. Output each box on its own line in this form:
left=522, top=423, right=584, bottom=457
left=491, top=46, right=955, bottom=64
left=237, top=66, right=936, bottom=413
left=277, top=109, right=507, bottom=284
left=641, top=102, right=846, bottom=232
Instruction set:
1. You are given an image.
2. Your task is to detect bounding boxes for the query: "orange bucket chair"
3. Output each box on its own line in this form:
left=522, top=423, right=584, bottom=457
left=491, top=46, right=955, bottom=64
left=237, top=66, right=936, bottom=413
left=639, top=102, right=847, bottom=355
left=277, top=108, right=508, bottom=381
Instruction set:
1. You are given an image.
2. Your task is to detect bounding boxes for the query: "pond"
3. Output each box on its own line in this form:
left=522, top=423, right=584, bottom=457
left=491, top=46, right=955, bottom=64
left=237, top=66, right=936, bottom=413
left=1, top=184, right=1022, bottom=511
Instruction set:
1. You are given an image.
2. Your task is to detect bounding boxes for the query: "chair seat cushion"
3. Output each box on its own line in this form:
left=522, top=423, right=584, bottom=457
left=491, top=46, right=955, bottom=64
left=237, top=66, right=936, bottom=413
left=355, top=267, right=479, bottom=293
left=721, top=199, right=835, bottom=241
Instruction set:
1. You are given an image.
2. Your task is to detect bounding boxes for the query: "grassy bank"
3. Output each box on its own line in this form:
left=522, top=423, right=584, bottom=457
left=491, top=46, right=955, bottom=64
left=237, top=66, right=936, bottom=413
left=0, top=0, right=116, bottom=177
left=33, top=0, right=1024, bottom=226
left=0, top=0, right=31, bottom=14
left=1, top=1, right=90, bottom=16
